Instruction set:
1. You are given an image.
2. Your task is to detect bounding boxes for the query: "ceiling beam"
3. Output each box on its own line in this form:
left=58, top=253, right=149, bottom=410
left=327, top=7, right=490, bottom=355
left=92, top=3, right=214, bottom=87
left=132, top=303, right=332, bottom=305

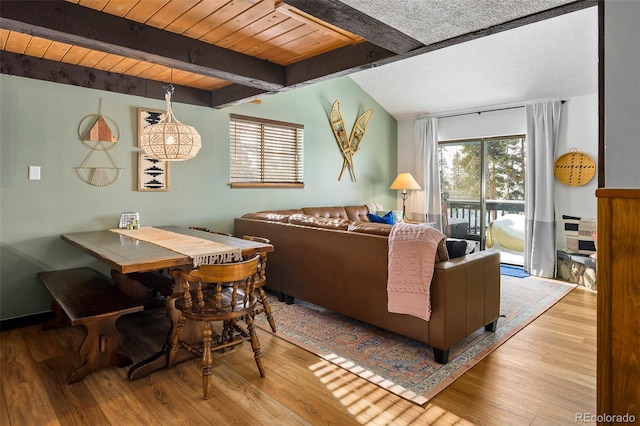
left=211, top=85, right=270, bottom=109
left=283, top=0, right=424, bottom=54
left=285, top=41, right=395, bottom=87
left=0, top=0, right=285, bottom=91
left=0, top=51, right=212, bottom=107
left=211, top=42, right=396, bottom=108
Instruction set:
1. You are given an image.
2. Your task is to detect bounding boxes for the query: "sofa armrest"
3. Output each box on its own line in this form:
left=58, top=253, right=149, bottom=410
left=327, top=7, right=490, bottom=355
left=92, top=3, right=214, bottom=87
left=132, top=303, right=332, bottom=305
left=233, top=218, right=285, bottom=293
left=429, top=250, right=501, bottom=349
left=434, top=249, right=500, bottom=271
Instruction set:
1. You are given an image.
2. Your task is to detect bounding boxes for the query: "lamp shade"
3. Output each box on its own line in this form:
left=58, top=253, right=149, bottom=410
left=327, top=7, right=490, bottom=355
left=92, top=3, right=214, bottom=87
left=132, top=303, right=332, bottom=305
left=390, top=173, right=421, bottom=191
left=140, top=85, right=201, bottom=161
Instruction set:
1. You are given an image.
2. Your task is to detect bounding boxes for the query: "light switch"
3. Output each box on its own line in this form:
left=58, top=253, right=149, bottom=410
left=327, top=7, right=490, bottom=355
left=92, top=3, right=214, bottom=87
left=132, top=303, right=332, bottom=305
left=28, top=166, right=41, bottom=180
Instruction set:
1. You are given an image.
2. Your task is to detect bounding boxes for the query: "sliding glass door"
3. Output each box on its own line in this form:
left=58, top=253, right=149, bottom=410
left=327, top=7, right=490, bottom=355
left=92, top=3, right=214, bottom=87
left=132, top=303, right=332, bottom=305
left=439, top=135, right=526, bottom=264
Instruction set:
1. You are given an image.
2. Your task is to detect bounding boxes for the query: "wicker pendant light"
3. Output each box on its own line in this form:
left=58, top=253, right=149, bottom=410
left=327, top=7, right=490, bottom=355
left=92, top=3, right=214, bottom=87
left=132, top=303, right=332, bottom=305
left=140, top=84, right=201, bottom=161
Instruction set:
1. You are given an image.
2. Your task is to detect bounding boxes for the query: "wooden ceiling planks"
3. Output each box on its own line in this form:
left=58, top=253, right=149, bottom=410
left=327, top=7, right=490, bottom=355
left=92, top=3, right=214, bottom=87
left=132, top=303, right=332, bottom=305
left=94, top=53, right=128, bottom=71
left=0, top=29, right=8, bottom=50
left=183, top=1, right=252, bottom=40
left=100, top=0, right=139, bottom=18
left=60, top=45, right=92, bottom=65
left=77, top=49, right=109, bottom=68
left=45, top=41, right=75, bottom=62
left=271, top=34, right=344, bottom=66
left=145, top=0, right=203, bottom=30
left=4, top=31, right=31, bottom=54
left=24, top=36, right=53, bottom=58
left=199, top=1, right=277, bottom=45
left=123, top=60, right=156, bottom=78
left=0, top=0, right=372, bottom=106
left=107, top=56, right=139, bottom=74
left=253, top=20, right=316, bottom=60
left=162, top=0, right=230, bottom=35
left=215, top=8, right=289, bottom=50
left=67, top=0, right=362, bottom=67
left=121, top=0, right=171, bottom=23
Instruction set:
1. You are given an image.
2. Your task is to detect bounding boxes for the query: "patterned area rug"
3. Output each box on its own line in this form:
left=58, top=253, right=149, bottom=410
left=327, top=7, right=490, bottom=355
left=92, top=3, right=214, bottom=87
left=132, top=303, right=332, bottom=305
left=254, top=275, right=576, bottom=405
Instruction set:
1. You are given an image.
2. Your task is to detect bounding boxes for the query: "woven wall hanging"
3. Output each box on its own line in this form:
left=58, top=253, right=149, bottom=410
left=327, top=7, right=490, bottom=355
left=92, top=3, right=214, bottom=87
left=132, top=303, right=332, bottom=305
left=553, top=148, right=596, bottom=186
left=76, top=98, right=123, bottom=187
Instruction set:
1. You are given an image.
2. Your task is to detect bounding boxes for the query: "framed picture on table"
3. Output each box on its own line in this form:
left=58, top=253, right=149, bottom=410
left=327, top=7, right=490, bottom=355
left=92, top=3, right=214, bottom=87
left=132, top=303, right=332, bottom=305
left=137, top=108, right=170, bottom=191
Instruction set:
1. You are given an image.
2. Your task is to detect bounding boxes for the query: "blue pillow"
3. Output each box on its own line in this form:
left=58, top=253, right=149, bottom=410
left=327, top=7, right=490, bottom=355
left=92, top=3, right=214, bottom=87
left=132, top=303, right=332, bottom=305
left=367, top=211, right=395, bottom=225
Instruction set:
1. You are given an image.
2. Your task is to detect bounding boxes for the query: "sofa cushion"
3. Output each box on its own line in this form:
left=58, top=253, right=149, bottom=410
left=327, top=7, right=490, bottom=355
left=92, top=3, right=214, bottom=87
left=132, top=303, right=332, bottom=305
left=301, top=206, right=349, bottom=219
left=288, top=214, right=351, bottom=230
left=368, top=211, right=395, bottom=224
left=446, top=239, right=468, bottom=259
left=344, top=205, right=370, bottom=222
left=242, top=210, right=303, bottom=223
left=376, top=210, right=404, bottom=224
left=446, top=238, right=479, bottom=255
left=347, top=221, right=393, bottom=236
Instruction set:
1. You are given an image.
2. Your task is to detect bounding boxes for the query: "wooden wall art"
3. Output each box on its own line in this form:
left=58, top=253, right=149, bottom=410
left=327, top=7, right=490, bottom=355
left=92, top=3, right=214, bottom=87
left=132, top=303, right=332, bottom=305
left=329, top=100, right=373, bottom=181
left=76, top=98, right=122, bottom=187
left=137, top=108, right=169, bottom=191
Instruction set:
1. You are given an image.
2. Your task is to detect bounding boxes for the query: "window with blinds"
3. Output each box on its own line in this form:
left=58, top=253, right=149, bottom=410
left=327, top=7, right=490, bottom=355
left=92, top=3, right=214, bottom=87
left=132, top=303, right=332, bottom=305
left=229, top=114, right=304, bottom=188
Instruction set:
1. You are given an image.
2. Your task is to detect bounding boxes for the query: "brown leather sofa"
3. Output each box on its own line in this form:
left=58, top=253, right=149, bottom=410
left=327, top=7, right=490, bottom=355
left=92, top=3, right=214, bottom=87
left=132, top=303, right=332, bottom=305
left=234, top=205, right=501, bottom=364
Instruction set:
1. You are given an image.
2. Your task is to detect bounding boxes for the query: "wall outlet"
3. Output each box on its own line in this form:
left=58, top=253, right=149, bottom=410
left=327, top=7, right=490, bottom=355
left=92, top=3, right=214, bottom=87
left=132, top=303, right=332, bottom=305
left=28, top=166, right=41, bottom=180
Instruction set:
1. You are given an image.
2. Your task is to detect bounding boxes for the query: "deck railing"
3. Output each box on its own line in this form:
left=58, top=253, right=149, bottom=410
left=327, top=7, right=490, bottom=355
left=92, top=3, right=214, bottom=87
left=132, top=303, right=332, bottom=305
left=444, top=199, right=525, bottom=240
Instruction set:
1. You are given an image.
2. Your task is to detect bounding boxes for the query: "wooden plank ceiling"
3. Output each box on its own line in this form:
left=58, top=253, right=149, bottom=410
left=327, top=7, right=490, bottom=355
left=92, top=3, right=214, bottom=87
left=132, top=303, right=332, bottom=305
left=0, top=0, right=417, bottom=107
left=0, top=0, right=594, bottom=108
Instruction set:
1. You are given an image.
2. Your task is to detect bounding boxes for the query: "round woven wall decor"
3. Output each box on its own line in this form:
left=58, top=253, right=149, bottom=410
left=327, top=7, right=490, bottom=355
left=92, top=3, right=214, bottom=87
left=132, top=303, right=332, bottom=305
left=554, top=149, right=596, bottom=186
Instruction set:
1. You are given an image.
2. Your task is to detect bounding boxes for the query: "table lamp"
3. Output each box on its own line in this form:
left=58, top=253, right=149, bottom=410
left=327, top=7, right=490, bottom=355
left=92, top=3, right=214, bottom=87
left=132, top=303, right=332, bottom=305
left=390, top=173, right=421, bottom=220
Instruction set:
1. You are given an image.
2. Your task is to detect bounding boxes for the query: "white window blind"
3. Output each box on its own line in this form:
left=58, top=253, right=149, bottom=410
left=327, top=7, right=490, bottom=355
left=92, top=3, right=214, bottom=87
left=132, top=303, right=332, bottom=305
left=230, top=114, right=304, bottom=188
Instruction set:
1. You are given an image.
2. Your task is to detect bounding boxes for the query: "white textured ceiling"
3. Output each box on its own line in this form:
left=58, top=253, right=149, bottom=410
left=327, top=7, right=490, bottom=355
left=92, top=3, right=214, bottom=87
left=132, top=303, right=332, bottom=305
left=347, top=3, right=598, bottom=120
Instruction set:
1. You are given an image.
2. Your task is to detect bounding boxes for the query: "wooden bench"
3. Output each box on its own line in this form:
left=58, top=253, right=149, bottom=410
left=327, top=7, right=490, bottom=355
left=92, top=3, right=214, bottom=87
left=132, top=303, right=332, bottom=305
left=38, top=267, right=143, bottom=384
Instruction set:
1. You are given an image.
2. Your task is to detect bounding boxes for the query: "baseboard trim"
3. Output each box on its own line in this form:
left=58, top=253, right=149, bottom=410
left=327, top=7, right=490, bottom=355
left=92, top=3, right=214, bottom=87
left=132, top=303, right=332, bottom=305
left=0, top=312, right=53, bottom=331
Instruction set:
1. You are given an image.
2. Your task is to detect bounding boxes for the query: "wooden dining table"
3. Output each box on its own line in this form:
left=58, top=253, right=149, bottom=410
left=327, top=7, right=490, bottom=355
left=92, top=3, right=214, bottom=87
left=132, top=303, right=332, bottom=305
left=61, top=226, right=272, bottom=274
left=60, top=225, right=274, bottom=380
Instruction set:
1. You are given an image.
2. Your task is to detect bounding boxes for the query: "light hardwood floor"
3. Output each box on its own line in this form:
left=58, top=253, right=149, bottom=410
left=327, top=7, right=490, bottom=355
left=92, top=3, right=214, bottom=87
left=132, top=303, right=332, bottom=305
left=1, top=286, right=596, bottom=425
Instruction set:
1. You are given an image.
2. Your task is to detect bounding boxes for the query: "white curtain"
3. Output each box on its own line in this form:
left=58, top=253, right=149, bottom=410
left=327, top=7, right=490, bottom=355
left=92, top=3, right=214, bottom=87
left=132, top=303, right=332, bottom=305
left=524, top=101, right=562, bottom=277
left=412, top=117, right=443, bottom=230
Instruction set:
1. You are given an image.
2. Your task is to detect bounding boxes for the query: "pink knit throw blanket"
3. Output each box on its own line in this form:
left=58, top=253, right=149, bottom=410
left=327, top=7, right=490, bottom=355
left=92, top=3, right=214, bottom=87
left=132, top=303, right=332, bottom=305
left=387, top=223, right=445, bottom=321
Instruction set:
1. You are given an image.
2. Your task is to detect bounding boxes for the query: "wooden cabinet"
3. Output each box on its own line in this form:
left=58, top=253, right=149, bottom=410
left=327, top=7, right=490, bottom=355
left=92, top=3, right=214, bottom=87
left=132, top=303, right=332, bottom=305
left=596, top=189, right=640, bottom=423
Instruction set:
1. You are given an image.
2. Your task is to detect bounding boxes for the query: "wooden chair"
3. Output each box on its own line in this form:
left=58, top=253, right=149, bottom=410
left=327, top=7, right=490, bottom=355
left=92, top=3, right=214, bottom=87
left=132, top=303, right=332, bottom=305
left=188, top=226, right=232, bottom=237
left=169, top=255, right=264, bottom=399
left=242, top=235, right=277, bottom=332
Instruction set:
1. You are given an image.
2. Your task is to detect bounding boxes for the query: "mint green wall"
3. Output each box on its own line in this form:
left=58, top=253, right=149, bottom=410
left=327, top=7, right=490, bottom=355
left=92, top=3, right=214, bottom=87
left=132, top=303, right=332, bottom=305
left=0, top=74, right=397, bottom=320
